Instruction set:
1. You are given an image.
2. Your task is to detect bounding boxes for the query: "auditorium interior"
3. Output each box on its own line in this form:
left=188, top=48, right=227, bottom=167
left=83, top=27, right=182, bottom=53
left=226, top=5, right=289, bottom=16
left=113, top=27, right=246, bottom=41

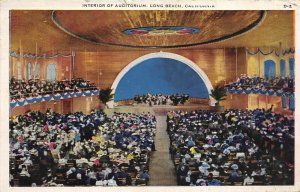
left=9, top=10, right=295, bottom=187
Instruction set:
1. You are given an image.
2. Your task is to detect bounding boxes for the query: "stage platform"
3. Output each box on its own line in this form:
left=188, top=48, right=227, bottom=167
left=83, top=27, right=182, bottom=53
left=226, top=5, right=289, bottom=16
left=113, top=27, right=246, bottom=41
left=104, top=103, right=213, bottom=115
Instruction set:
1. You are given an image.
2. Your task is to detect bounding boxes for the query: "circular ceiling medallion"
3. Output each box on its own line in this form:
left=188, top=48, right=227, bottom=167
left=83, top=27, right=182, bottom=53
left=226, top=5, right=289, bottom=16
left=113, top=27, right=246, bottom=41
left=52, top=10, right=266, bottom=48
left=123, top=26, right=200, bottom=36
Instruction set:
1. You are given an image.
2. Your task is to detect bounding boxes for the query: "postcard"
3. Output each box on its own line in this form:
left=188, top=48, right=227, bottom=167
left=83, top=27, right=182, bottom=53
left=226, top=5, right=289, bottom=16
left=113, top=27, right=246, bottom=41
left=0, top=0, right=299, bottom=192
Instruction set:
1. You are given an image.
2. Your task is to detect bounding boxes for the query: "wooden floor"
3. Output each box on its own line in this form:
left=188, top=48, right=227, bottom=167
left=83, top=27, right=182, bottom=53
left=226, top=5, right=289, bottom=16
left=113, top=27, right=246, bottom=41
left=148, top=115, right=177, bottom=186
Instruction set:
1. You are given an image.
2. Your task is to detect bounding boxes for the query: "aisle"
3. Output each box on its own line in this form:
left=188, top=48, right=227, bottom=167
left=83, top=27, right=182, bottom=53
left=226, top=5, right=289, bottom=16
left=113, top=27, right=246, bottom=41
left=148, top=115, right=177, bottom=186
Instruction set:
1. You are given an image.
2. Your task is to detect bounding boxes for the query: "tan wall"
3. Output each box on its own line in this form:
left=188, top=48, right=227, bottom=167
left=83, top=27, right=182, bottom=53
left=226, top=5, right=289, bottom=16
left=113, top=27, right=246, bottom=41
left=9, top=50, right=73, bottom=81
left=73, top=48, right=247, bottom=89
left=10, top=100, right=63, bottom=116
left=10, top=95, right=101, bottom=117
left=246, top=47, right=294, bottom=78
left=221, top=94, right=248, bottom=110
left=221, top=93, right=293, bottom=115
left=72, top=95, right=102, bottom=114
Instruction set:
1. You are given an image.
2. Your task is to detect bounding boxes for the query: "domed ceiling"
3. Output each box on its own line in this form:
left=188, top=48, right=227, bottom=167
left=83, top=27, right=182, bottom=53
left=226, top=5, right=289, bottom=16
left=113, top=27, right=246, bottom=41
left=52, top=10, right=265, bottom=48
left=10, top=10, right=294, bottom=52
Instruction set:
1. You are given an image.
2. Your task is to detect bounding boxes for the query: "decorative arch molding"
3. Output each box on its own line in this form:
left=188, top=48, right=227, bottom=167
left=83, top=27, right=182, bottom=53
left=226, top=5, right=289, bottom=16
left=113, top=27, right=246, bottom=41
left=108, top=52, right=214, bottom=108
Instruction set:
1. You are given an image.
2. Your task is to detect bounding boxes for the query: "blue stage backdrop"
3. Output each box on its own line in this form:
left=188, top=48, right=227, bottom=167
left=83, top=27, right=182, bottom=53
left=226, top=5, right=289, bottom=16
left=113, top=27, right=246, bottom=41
left=114, top=58, right=209, bottom=101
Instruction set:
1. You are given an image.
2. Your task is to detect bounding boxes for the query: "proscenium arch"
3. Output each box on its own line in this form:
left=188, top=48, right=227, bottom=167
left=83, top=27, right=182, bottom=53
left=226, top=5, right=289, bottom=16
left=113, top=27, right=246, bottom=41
left=108, top=52, right=214, bottom=108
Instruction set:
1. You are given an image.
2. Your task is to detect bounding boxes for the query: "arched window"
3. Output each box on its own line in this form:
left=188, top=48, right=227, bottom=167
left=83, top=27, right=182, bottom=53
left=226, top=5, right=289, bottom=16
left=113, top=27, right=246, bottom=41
left=27, top=63, right=32, bottom=80
left=17, top=62, right=22, bottom=80
left=264, top=60, right=276, bottom=80
left=46, top=64, right=56, bottom=81
left=281, top=96, right=286, bottom=108
left=280, top=59, right=286, bottom=78
left=289, top=58, right=294, bottom=79
left=289, top=97, right=295, bottom=111
left=35, top=63, right=40, bottom=79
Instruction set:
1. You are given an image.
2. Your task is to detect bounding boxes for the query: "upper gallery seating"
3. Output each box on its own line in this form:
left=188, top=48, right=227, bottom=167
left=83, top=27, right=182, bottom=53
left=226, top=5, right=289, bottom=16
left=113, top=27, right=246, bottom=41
left=10, top=78, right=98, bottom=100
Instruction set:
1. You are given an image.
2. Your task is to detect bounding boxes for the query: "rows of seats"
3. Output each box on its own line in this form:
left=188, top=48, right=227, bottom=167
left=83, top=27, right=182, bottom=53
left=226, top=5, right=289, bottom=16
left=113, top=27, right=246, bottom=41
left=9, top=110, right=156, bottom=186
left=10, top=78, right=98, bottom=100
left=167, top=109, right=294, bottom=186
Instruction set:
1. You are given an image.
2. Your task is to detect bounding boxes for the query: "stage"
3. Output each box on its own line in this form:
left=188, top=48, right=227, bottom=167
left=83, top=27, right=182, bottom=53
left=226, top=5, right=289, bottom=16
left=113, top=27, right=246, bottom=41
left=104, top=103, right=213, bottom=115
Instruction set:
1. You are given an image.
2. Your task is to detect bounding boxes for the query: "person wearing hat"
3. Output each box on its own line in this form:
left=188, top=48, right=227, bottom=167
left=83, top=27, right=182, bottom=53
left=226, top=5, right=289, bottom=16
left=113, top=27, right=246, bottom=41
left=138, top=170, right=150, bottom=185
left=19, top=165, right=31, bottom=186
left=177, top=163, right=189, bottom=185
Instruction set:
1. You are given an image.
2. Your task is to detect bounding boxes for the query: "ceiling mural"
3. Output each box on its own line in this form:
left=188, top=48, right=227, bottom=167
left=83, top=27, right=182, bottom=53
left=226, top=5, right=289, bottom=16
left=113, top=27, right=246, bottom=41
left=51, top=10, right=266, bottom=48
left=123, top=26, right=200, bottom=36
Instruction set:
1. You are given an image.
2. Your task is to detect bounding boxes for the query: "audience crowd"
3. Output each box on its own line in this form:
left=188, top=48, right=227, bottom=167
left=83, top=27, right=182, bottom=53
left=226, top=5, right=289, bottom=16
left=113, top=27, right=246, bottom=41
left=225, top=75, right=294, bottom=93
left=133, top=93, right=190, bottom=106
left=10, top=78, right=98, bottom=100
left=9, top=109, right=156, bottom=186
left=167, top=108, right=294, bottom=186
